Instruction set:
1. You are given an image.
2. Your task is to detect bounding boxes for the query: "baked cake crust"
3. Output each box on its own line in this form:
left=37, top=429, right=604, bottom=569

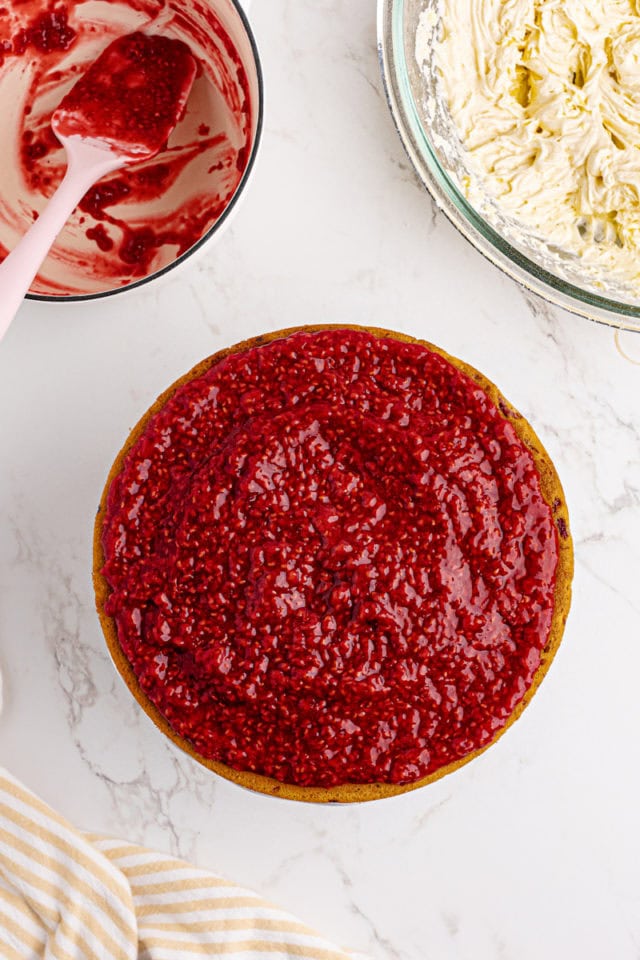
left=93, top=324, right=573, bottom=803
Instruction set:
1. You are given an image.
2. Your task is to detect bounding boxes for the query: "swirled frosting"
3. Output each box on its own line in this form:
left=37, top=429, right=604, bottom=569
left=430, top=0, right=640, bottom=288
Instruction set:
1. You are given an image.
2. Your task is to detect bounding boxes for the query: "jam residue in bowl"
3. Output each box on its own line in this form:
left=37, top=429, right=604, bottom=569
left=100, top=327, right=565, bottom=789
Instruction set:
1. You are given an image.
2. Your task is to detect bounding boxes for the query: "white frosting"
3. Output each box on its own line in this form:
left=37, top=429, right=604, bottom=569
left=427, top=0, right=640, bottom=290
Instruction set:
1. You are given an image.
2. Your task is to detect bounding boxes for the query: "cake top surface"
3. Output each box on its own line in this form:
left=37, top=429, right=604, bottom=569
left=100, top=327, right=561, bottom=789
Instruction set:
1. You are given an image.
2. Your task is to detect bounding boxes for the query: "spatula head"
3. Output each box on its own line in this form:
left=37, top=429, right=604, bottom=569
left=52, top=31, right=197, bottom=161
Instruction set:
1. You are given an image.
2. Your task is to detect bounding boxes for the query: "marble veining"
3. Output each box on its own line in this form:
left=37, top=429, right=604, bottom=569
left=1, top=1, right=640, bottom=958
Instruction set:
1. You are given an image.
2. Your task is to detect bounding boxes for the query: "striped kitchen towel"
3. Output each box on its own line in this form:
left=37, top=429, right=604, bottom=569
left=0, top=768, right=364, bottom=960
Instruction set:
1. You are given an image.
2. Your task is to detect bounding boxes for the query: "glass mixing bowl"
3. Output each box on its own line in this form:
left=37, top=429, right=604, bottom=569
left=377, top=0, right=640, bottom=331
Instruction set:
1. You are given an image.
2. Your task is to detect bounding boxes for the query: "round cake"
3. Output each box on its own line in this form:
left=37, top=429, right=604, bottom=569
left=94, top=325, right=573, bottom=802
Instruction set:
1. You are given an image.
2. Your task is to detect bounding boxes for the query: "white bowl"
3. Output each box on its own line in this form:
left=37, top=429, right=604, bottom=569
left=0, top=0, right=263, bottom=301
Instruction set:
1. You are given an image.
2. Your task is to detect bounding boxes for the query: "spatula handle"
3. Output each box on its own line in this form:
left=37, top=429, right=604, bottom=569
left=0, top=139, right=123, bottom=343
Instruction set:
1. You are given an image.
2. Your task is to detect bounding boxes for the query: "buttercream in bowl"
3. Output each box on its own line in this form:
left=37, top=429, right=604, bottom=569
left=430, top=0, right=640, bottom=293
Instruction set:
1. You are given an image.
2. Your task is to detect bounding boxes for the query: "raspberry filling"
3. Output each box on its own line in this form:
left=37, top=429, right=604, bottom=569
left=1, top=1, right=253, bottom=291
left=54, top=32, right=197, bottom=158
left=101, top=329, right=559, bottom=787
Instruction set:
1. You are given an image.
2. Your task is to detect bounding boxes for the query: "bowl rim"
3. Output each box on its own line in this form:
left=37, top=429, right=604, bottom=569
left=377, top=0, right=640, bottom=332
left=26, top=0, right=264, bottom=304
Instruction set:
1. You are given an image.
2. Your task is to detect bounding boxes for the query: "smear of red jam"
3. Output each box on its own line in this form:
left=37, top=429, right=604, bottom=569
left=101, top=329, right=560, bottom=788
left=53, top=32, right=196, bottom=158
left=74, top=140, right=231, bottom=270
left=12, top=6, right=77, bottom=55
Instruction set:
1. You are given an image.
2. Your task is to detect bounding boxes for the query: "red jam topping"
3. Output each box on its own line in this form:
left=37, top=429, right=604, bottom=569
left=54, top=32, right=197, bottom=158
left=102, top=329, right=559, bottom=787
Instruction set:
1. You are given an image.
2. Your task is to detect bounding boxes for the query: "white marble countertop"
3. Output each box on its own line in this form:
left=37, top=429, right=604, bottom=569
left=2, top=3, right=640, bottom=958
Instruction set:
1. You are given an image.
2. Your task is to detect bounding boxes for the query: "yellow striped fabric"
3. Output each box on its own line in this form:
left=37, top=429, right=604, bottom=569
left=0, top=770, right=363, bottom=960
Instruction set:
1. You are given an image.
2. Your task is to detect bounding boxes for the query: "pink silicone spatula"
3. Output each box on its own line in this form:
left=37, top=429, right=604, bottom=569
left=0, top=31, right=197, bottom=343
